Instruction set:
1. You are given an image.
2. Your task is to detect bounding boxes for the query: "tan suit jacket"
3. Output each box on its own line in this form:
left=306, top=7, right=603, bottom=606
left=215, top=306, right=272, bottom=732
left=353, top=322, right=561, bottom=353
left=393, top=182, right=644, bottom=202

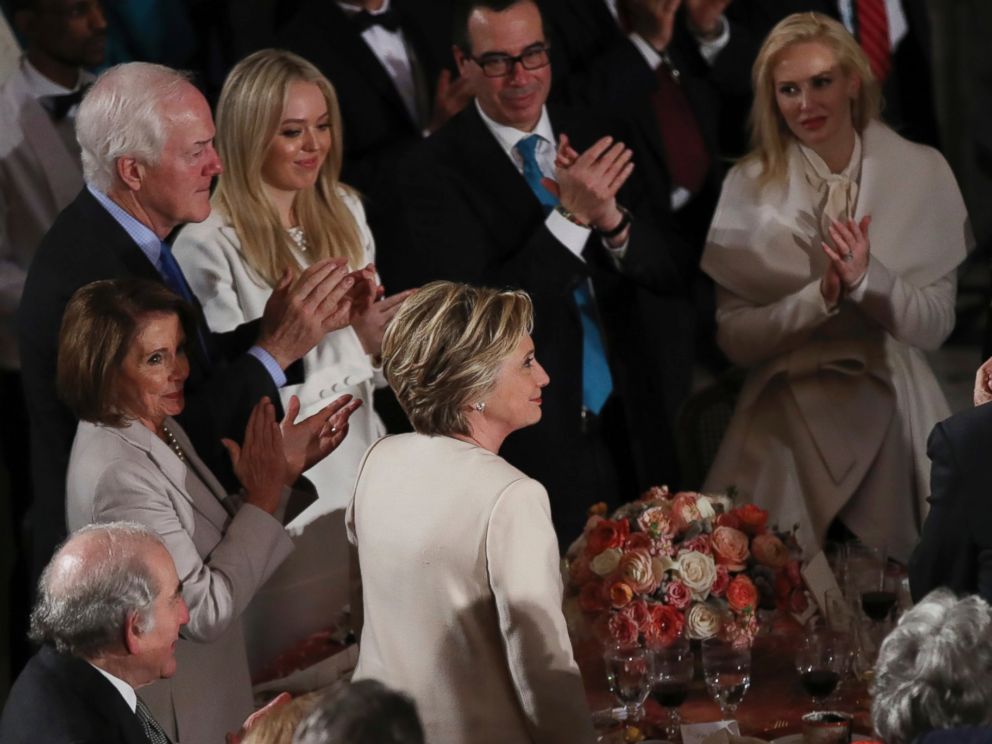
left=0, top=62, right=82, bottom=368
left=347, top=434, right=595, bottom=744
left=65, top=419, right=295, bottom=744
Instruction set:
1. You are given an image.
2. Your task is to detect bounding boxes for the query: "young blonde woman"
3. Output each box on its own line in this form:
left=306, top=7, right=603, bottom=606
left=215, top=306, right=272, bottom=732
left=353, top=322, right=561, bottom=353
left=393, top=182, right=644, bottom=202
left=700, top=13, right=972, bottom=563
left=174, top=49, right=412, bottom=668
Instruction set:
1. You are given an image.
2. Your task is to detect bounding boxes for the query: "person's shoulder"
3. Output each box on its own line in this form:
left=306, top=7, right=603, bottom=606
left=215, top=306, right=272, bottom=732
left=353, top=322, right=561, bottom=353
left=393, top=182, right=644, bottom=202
left=916, top=727, right=992, bottom=744
left=936, top=403, right=992, bottom=446
left=866, top=121, right=951, bottom=174
left=173, top=209, right=231, bottom=252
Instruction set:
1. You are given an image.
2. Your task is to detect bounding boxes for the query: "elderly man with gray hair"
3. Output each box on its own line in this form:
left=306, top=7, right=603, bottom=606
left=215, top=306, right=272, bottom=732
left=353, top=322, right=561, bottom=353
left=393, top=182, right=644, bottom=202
left=0, top=522, right=187, bottom=744
left=872, top=588, right=992, bottom=744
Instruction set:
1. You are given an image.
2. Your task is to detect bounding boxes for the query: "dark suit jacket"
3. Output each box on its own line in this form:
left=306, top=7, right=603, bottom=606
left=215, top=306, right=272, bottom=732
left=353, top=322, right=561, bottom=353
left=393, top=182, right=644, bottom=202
left=389, top=104, right=690, bottom=539
left=18, top=188, right=278, bottom=581
left=908, top=403, right=992, bottom=603
left=0, top=645, right=150, bottom=744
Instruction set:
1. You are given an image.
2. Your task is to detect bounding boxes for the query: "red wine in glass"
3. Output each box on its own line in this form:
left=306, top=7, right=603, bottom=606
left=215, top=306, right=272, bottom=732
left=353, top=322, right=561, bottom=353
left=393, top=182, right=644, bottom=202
left=800, top=669, right=840, bottom=700
left=861, top=590, right=897, bottom=621
left=652, top=680, right=690, bottom=708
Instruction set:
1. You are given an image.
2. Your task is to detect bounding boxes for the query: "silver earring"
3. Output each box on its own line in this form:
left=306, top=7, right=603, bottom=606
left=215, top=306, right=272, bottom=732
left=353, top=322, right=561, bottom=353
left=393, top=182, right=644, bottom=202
left=474, top=401, right=486, bottom=413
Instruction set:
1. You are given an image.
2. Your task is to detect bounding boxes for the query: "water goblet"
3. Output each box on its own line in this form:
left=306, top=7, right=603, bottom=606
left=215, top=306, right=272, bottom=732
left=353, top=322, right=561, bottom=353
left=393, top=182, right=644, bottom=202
left=795, top=627, right=848, bottom=709
left=604, top=645, right=652, bottom=723
left=650, top=635, right=695, bottom=742
left=701, top=637, right=751, bottom=720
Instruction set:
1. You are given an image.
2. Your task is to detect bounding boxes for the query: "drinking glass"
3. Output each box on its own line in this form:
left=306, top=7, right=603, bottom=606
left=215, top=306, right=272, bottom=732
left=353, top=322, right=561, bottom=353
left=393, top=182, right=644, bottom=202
left=701, top=638, right=751, bottom=719
left=650, top=635, right=695, bottom=742
left=604, top=646, right=652, bottom=722
left=795, top=627, right=848, bottom=708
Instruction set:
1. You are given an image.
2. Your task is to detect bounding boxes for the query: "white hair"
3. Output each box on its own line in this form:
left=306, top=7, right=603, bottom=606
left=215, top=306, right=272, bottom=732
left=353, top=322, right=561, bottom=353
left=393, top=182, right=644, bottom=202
left=76, top=62, right=192, bottom=192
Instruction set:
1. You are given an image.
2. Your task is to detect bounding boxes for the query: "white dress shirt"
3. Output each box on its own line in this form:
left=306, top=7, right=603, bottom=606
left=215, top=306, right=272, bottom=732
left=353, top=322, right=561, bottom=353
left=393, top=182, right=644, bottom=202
left=20, top=58, right=93, bottom=155
left=89, top=662, right=138, bottom=713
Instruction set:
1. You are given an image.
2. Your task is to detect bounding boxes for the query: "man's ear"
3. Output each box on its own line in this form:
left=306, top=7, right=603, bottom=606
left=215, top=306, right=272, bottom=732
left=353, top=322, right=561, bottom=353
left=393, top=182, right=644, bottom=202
left=116, top=156, right=144, bottom=192
left=453, top=45, right=468, bottom=77
left=123, top=610, right=143, bottom=656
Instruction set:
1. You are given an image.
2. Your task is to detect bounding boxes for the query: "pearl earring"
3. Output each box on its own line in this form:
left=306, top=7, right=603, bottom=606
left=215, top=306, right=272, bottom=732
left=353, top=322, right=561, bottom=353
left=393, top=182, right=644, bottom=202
left=474, top=401, right=486, bottom=413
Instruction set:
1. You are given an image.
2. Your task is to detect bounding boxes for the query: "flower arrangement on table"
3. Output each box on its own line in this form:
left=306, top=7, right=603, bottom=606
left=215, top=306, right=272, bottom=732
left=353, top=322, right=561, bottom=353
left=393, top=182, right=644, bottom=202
left=565, top=486, right=809, bottom=649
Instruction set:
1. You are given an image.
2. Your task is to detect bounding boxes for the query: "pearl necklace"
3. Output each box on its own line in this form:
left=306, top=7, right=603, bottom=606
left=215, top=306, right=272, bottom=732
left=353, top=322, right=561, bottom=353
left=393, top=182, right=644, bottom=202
left=287, top=225, right=308, bottom=252
left=161, top=423, right=186, bottom=462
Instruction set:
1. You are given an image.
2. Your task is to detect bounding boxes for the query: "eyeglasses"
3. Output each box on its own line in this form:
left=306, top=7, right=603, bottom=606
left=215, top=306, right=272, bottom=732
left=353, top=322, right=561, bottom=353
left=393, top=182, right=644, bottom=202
left=468, top=44, right=551, bottom=78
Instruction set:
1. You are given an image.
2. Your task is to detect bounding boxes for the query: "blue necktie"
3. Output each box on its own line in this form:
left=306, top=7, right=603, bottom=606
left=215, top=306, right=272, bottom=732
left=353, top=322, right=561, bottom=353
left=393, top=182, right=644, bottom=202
left=158, top=241, right=195, bottom=304
left=514, top=134, right=613, bottom=414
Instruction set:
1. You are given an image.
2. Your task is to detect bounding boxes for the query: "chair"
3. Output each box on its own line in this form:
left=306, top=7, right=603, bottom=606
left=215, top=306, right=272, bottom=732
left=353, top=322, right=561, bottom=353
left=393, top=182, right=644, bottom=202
left=675, top=368, right=746, bottom=491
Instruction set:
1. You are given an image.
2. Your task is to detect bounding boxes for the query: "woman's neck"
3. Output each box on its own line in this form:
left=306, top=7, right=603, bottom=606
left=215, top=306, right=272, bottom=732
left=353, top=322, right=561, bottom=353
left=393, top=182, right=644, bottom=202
left=810, top=125, right=857, bottom=174
left=261, top=181, right=299, bottom=228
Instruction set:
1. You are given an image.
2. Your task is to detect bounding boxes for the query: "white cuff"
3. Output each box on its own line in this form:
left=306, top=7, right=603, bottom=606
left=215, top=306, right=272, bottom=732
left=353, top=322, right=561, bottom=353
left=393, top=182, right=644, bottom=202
left=546, top=209, right=592, bottom=260
left=847, top=262, right=871, bottom=302
left=693, top=15, right=730, bottom=66
left=628, top=32, right=663, bottom=70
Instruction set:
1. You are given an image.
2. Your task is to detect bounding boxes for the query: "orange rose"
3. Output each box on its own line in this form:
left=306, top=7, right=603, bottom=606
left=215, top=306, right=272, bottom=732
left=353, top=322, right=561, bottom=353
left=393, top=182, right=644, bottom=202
left=711, top=526, right=750, bottom=571
left=587, top=518, right=630, bottom=556
left=734, top=504, right=768, bottom=535
left=609, top=580, right=635, bottom=609
left=752, top=533, right=790, bottom=569
left=726, top=575, right=759, bottom=613
left=645, top=604, right=686, bottom=647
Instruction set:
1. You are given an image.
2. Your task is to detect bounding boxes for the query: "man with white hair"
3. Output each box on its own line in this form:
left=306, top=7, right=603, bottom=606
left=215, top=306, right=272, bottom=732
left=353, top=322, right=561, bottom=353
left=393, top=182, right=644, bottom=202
left=0, top=522, right=188, bottom=743
left=17, top=62, right=359, bottom=586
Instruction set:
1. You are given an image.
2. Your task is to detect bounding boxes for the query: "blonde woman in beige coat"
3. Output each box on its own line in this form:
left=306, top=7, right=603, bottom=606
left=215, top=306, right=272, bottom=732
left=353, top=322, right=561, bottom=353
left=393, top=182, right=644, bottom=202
left=347, top=282, right=595, bottom=744
left=701, top=13, right=972, bottom=562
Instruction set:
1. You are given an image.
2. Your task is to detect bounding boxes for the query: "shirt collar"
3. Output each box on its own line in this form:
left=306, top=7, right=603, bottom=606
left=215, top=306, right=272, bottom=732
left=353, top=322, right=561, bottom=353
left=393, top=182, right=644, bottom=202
left=474, top=100, right=555, bottom=160
left=21, top=56, right=95, bottom=99
left=88, top=661, right=138, bottom=713
left=87, top=184, right=164, bottom=270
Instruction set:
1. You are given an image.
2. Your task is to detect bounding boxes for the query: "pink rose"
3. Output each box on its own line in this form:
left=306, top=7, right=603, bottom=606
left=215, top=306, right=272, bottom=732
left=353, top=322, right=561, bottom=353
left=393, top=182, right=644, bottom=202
left=665, top=580, right=692, bottom=609
left=638, top=505, right=676, bottom=539
left=620, top=548, right=660, bottom=594
left=608, top=612, right=640, bottom=648
left=711, top=565, right=730, bottom=597
left=622, top=599, right=652, bottom=631
left=682, top=534, right=712, bottom=555
left=711, top=526, right=750, bottom=571
left=671, top=493, right=703, bottom=533
left=752, top=533, right=790, bottom=569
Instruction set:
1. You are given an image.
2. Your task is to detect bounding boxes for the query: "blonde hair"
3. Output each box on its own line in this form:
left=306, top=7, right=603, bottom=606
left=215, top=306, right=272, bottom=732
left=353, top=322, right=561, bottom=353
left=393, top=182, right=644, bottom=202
left=382, top=281, right=534, bottom=437
left=242, top=693, right=322, bottom=744
left=747, top=12, right=881, bottom=186
left=212, top=49, right=364, bottom=285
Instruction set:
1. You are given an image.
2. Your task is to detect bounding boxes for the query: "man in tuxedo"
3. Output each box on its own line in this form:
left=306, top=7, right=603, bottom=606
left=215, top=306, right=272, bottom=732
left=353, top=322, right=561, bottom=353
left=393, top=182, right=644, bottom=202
left=0, top=0, right=106, bottom=674
left=391, top=0, right=691, bottom=541
left=0, top=522, right=187, bottom=744
left=17, top=62, right=357, bottom=589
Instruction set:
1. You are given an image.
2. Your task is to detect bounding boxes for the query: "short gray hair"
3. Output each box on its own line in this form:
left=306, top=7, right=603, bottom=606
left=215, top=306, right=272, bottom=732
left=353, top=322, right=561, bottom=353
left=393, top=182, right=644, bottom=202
left=292, top=679, right=424, bottom=744
left=30, top=522, right=165, bottom=658
left=76, top=62, right=192, bottom=192
left=871, top=589, right=992, bottom=744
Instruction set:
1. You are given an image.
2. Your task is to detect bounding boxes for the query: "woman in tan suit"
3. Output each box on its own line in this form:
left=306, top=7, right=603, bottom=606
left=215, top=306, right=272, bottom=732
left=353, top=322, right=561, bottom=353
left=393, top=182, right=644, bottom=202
left=59, top=278, right=361, bottom=744
left=701, top=13, right=971, bottom=562
left=346, top=281, right=595, bottom=744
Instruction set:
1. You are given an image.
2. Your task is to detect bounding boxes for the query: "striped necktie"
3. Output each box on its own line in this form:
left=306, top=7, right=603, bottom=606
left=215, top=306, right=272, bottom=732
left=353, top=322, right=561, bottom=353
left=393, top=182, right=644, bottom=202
left=856, top=0, right=892, bottom=83
left=135, top=697, right=171, bottom=744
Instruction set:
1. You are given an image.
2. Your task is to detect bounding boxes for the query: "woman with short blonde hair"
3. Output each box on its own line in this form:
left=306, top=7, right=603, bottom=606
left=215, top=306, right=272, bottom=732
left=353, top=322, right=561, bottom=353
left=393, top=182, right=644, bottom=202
left=700, top=13, right=971, bottom=562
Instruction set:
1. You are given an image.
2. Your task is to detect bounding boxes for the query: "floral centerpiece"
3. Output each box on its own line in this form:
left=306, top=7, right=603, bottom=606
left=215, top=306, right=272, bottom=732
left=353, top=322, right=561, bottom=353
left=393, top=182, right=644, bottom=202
left=565, top=486, right=808, bottom=649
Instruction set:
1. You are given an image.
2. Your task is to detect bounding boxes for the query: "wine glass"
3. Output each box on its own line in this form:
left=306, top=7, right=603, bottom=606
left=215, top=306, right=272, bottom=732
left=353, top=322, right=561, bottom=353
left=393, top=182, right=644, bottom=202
left=795, top=627, right=848, bottom=708
left=650, top=635, right=695, bottom=742
left=701, top=637, right=751, bottom=719
left=604, top=645, right=652, bottom=722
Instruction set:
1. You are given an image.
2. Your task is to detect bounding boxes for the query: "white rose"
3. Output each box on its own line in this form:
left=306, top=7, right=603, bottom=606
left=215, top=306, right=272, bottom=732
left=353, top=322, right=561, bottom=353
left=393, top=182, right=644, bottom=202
left=653, top=554, right=676, bottom=576
left=686, top=602, right=723, bottom=640
left=705, top=493, right=734, bottom=515
left=590, top=548, right=622, bottom=576
left=676, top=550, right=717, bottom=600
left=696, top=495, right=716, bottom=521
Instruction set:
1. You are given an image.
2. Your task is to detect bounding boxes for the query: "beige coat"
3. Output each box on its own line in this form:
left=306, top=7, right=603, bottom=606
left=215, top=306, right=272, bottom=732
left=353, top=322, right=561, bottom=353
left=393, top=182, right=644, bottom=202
left=66, top=419, right=294, bottom=744
left=174, top=191, right=385, bottom=667
left=701, top=122, right=972, bottom=563
left=347, top=434, right=595, bottom=744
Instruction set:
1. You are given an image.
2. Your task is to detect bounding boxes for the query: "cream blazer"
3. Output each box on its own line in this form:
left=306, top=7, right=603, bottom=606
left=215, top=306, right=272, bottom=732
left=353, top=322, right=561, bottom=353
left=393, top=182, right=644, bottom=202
left=701, top=122, right=972, bottom=562
left=0, top=63, right=83, bottom=368
left=174, top=191, right=385, bottom=667
left=65, top=419, right=294, bottom=744
left=347, top=434, right=595, bottom=744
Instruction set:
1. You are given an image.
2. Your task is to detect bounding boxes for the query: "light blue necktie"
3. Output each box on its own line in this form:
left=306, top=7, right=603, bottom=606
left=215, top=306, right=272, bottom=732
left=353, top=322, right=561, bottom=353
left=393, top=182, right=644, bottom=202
left=514, top=134, right=613, bottom=414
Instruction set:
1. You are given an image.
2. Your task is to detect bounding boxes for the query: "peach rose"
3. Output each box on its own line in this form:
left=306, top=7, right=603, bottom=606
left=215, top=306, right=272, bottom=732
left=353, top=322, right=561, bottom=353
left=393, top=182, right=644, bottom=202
left=608, top=612, right=640, bottom=648
left=609, top=580, right=635, bottom=609
left=682, top=534, right=712, bottom=555
left=587, top=518, right=630, bottom=556
left=711, top=526, right=750, bottom=571
left=665, top=580, right=691, bottom=610
left=645, top=604, right=686, bottom=647
left=590, top=548, right=623, bottom=577
left=638, top=505, right=676, bottom=539
left=676, top=550, right=717, bottom=600
left=686, top=602, right=722, bottom=640
left=620, top=548, right=660, bottom=594
left=671, top=493, right=703, bottom=532
left=752, top=533, right=790, bottom=569
left=726, top=575, right=759, bottom=613
left=734, top=504, right=768, bottom=535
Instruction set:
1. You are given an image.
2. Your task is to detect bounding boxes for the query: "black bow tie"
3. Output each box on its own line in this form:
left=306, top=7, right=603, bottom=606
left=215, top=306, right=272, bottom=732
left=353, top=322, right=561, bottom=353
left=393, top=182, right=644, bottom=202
left=40, top=84, right=90, bottom=121
left=350, top=7, right=401, bottom=33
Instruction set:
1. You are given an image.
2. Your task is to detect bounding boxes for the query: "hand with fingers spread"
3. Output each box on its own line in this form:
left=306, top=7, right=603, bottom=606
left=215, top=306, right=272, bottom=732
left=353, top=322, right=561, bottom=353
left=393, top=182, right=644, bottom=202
left=429, top=69, right=474, bottom=133
left=222, top=397, right=288, bottom=515
left=556, top=135, right=635, bottom=233
left=821, top=215, right=871, bottom=290
left=258, top=258, right=355, bottom=369
left=621, top=0, right=682, bottom=51
left=352, top=286, right=417, bottom=356
left=280, top=393, right=364, bottom=482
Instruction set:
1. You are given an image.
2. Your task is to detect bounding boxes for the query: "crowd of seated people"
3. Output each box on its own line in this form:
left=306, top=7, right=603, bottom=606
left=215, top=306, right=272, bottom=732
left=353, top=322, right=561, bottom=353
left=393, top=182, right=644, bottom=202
left=1, top=0, right=989, bottom=742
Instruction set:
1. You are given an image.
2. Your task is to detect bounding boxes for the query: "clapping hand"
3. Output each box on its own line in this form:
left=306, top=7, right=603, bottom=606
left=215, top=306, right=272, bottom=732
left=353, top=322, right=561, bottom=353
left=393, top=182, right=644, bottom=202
left=556, top=135, right=634, bottom=232
left=222, top=397, right=288, bottom=515
left=821, top=216, right=871, bottom=290
left=280, top=394, right=364, bottom=483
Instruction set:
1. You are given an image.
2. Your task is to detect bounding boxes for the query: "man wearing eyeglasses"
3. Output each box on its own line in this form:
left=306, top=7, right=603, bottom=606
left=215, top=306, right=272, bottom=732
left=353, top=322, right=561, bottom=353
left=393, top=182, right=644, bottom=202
left=389, top=0, right=692, bottom=543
